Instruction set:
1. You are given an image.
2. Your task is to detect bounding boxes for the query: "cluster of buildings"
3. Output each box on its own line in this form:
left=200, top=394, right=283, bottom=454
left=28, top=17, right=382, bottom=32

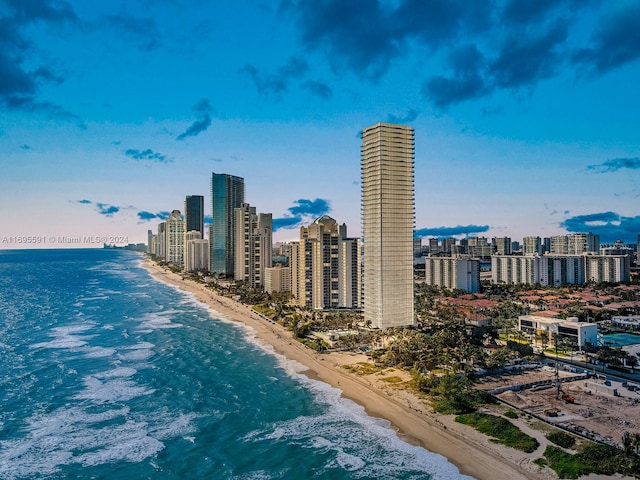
left=419, top=234, right=637, bottom=293
left=147, top=122, right=416, bottom=329
left=145, top=121, right=637, bottom=330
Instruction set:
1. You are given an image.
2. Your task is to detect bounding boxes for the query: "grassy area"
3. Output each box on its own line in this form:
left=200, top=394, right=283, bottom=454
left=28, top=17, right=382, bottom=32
left=343, top=362, right=383, bottom=376
left=379, top=376, right=404, bottom=384
left=542, top=443, right=636, bottom=479
left=455, top=413, right=539, bottom=453
left=546, top=431, right=576, bottom=449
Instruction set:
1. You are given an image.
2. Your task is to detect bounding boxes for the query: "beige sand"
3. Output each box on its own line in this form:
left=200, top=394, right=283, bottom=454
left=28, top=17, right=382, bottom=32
left=141, top=259, right=566, bottom=480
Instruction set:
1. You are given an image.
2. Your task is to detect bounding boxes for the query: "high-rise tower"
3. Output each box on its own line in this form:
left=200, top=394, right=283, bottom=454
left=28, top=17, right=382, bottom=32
left=210, top=173, right=244, bottom=276
left=361, top=122, right=415, bottom=328
left=184, top=195, right=204, bottom=235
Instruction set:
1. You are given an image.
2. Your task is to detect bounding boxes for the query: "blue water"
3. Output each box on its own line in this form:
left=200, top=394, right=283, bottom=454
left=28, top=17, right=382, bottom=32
left=0, top=249, right=470, bottom=479
left=602, top=332, right=640, bottom=348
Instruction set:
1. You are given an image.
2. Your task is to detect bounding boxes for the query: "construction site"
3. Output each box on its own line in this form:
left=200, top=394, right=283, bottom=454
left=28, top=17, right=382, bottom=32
left=475, top=365, right=640, bottom=447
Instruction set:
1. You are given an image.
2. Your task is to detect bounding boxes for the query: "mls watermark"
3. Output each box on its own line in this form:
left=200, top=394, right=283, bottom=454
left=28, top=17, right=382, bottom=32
left=1, top=235, right=130, bottom=245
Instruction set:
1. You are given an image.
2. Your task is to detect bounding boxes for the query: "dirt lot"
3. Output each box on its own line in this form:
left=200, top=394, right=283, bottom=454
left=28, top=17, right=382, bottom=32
left=476, top=368, right=640, bottom=446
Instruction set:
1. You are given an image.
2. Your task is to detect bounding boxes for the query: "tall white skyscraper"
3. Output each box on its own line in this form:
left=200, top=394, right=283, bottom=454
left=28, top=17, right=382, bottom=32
left=361, top=122, right=415, bottom=329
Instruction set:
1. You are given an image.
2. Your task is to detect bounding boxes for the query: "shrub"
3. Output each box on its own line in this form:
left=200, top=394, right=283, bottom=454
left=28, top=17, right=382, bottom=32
left=504, top=409, right=518, bottom=419
left=543, top=445, right=591, bottom=479
left=456, top=413, right=539, bottom=453
left=576, top=444, right=625, bottom=476
left=546, top=431, right=576, bottom=449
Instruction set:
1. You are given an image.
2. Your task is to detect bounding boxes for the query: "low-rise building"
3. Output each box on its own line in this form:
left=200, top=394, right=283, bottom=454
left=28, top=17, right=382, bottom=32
left=517, top=314, right=598, bottom=348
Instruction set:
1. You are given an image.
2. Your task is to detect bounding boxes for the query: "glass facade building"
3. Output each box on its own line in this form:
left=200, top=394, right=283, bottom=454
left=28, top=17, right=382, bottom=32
left=184, top=195, right=204, bottom=236
left=210, top=173, right=244, bottom=276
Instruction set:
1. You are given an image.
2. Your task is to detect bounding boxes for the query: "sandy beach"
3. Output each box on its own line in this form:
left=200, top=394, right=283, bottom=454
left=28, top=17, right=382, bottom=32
left=141, top=259, right=584, bottom=480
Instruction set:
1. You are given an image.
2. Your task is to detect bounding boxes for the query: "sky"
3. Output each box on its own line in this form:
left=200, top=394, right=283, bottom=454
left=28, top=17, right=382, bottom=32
left=1, top=0, right=639, bottom=249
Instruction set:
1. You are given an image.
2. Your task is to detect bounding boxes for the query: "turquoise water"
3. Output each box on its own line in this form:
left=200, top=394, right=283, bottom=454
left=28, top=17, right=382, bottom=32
left=0, top=249, right=470, bottom=479
left=602, top=332, right=640, bottom=347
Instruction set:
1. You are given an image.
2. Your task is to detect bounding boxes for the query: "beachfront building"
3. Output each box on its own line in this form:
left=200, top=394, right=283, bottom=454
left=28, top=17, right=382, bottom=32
left=289, top=241, right=301, bottom=300
left=234, top=203, right=272, bottom=288
left=424, top=256, right=481, bottom=293
left=166, top=210, right=185, bottom=267
left=361, top=122, right=415, bottom=328
left=517, top=314, right=598, bottom=348
left=210, top=173, right=244, bottom=277
left=339, top=237, right=362, bottom=309
left=184, top=195, right=205, bottom=236
left=184, top=231, right=209, bottom=272
left=264, top=265, right=291, bottom=294
left=294, top=215, right=361, bottom=309
left=156, top=222, right=166, bottom=259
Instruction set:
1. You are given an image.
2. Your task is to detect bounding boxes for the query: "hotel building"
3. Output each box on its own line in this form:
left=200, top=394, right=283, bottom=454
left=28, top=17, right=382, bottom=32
left=361, top=122, right=415, bottom=328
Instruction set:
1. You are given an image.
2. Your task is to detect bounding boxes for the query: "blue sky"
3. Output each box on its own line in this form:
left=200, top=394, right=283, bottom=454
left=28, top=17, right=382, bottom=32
left=1, top=0, right=639, bottom=249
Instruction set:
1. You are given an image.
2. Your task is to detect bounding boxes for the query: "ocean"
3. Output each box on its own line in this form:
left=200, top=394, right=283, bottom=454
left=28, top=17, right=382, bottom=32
left=0, top=249, right=470, bottom=479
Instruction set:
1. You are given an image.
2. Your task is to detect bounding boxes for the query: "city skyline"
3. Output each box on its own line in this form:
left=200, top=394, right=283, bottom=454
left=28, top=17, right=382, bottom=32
left=2, top=1, right=640, bottom=249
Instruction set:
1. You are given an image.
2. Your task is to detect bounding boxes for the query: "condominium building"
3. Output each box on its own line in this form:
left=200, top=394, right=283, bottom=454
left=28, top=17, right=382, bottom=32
left=184, top=230, right=209, bottom=272
left=550, top=233, right=600, bottom=255
left=492, top=253, right=628, bottom=285
left=264, top=265, right=291, bottom=294
left=156, top=222, right=166, bottom=259
left=492, top=255, right=539, bottom=285
left=492, top=237, right=512, bottom=255
left=289, top=241, right=301, bottom=301
left=166, top=210, right=185, bottom=267
left=234, top=203, right=272, bottom=288
left=523, top=236, right=543, bottom=256
left=294, top=215, right=360, bottom=309
left=539, top=255, right=585, bottom=285
left=584, top=254, right=630, bottom=283
left=184, top=195, right=205, bottom=236
left=339, top=237, right=362, bottom=309
left=467, top=236, right=492, bottom=259
left=361, top=122, right=415, bottom=328
left=210, top=173, right=244, bottom=276
left=424, top=257, right=481, bottom=293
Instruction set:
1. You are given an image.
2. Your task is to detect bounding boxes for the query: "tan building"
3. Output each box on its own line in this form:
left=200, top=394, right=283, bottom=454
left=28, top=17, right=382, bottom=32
left=361, top=122, right=415, bottom=328
left=166, top=210, right=185, bottom=267
left=264, top=265, right=291, bottom=294
left=292, top=215, right=361, bottom=310
left=234, top=203, right=272, bottom=288
left=184, top=231, right=210, bottom=272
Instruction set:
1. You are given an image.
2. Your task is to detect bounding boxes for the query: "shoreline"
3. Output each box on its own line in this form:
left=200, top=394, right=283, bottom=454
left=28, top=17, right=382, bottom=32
left=141, top=259, right=550, bottom=480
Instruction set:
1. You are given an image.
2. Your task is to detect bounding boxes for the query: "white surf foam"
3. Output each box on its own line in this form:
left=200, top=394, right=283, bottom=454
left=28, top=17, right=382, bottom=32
left=74, top=375, right=155, bottom=403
